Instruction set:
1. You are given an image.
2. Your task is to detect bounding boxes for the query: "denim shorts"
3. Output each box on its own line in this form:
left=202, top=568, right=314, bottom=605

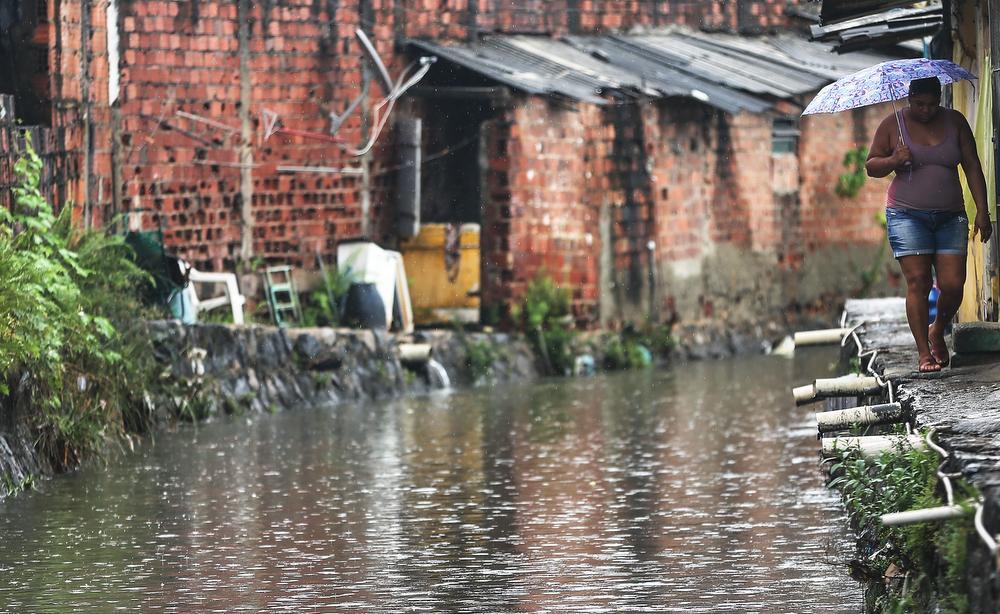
left=885, top=207, right=968, bottom=258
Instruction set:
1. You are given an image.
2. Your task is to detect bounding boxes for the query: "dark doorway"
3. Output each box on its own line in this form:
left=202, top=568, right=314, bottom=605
left=0, top=0, right=52, bottom=127
left=420, top=98, right=494, bottom=224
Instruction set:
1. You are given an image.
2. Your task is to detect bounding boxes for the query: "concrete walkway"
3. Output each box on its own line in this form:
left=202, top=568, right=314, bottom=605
left=843, top=298, right=1000, bottom=551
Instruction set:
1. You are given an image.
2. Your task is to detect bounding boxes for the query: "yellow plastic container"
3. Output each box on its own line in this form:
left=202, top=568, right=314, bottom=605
left=400, top=224, right=480, bottom=324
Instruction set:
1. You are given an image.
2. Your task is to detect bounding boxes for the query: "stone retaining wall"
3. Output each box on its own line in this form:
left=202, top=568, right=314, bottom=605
left=1, top=313, right=823, bottom=498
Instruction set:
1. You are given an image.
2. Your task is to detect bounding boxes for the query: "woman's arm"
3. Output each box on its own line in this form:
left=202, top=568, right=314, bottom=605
left=957, top=110, right=993, bottom=242
left=866, top=115, right=911, bottom=178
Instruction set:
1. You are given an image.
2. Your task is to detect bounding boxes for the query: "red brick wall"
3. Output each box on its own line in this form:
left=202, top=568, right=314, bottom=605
left=111, top=0, right=371, bottom=271
left=499, top=98, right=602, bottom=323
left=21, top=0, right=890, bottom=328
left=799, top=105, right=890, bottom=248
left=645, top=101, right=729, bottom=264
left=36, top=0, right=811, bottom=271
left=47, top=0, right=115, bottom=225
left=399, top=0, right=801, bottom=38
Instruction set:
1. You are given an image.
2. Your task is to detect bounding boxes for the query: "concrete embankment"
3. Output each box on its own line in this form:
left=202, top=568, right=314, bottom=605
left=814, top=298, right=1000, bottom=612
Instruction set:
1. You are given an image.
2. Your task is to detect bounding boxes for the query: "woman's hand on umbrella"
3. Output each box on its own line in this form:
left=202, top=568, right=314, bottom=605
left=974, top=210, right=993, bottom=243
left=891, top=144, right=912, bottom=167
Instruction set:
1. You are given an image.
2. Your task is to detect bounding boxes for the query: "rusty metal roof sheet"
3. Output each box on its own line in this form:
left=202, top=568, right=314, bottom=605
left=407, top=28, right=898, bottom=112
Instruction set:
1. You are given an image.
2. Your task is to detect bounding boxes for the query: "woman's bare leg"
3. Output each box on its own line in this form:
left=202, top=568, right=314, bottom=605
left=929, top=253, right=968, bottom=365
left=898, top=254, right=938, bottom=371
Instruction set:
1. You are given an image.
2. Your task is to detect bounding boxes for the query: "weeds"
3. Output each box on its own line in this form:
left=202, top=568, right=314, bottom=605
left=462, top=336, right=501, bottom=382
left=827, top=438, right=974, bottom=612
left=301, top=260, right=355, bottom=327
left=0, top=473, right=36, bottom=497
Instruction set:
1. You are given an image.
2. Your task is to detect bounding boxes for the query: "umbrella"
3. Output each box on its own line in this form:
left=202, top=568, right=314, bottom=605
left=801, top=58, right=976, bottom=138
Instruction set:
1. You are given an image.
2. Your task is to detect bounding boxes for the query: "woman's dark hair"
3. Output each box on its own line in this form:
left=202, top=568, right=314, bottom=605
left=909, top=77, right=941, bottom=98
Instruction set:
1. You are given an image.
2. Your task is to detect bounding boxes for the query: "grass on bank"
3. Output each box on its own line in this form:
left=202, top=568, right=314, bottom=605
left=0, top=138, right=158, bottom=480
left=826, top=438, right=976, bottom=613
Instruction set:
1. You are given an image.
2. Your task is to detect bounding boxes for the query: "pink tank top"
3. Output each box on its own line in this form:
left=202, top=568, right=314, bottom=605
left=886, top=110, right=965, bottom=212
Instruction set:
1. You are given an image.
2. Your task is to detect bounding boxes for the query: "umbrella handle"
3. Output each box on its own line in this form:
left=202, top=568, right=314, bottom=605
left=891, top=98, right=905, bottom=143
left=890, top=98, right=912, bottom=170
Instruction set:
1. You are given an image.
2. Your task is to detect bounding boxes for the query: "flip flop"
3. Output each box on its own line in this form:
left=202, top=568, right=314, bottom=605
left=918, top=355, right=942, bottom=373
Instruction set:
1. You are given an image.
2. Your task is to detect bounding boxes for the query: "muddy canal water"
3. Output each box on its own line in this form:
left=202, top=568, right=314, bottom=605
left=0, top=350, right=861, bottom=612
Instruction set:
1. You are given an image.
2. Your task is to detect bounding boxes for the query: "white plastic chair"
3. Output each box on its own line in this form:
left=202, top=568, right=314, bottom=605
left=182, top=265, right=246, bottom=325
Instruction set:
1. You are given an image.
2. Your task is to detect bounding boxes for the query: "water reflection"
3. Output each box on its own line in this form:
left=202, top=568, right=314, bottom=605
left=0, top=349, right=859, bottom=612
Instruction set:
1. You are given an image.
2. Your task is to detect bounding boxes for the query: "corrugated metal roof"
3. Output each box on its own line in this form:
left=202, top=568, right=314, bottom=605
left=409, top=37, right=646, bottom=105
left=563, top=36, right=771, bottom=114
left=407, top=28, right=898, bottom=113
left=810, top=3, right=942, bottom=53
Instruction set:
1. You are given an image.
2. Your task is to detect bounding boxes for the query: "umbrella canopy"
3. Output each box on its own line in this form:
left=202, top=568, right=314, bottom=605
left=802, top=58, right=976, bottom=116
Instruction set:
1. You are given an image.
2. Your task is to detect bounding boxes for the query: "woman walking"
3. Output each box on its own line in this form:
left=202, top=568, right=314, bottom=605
left=866, top=76, right=992, bottom=372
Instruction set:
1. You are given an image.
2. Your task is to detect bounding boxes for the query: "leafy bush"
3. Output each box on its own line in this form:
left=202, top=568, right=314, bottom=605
left=512, top=273, right=576, bottom=376
left=0, top=137, right=154, bottom=472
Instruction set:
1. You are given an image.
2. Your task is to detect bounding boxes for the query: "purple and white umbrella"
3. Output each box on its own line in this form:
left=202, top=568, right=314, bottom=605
left=802, top=58, right=976, bottom=116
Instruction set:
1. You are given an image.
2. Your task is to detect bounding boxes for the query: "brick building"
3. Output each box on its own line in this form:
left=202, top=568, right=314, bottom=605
left=0, top=0, right=905, bottom=327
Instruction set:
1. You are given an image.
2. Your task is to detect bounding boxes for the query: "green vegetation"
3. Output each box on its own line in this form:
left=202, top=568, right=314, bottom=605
left=509, top=274, right=676, bottom=376
left=601, top=323, right=672, bottom=370
left=602, top=334, right=651, bottom=370
left=827, top=438, right=974, bottom=613
left=0, top=138, right=157, bottom=476
left=462, top=335, right=502, bottom=382
left=837, top=146, right=869, bottom=198
left=512, top=273, right=576, bottom=376
left=301, top=265, right=354, bottom=327
left=1, top=473, right=35, bottom=497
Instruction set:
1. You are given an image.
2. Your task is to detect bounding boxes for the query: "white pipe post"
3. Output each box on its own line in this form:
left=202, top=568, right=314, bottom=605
left=815, top=375, right=883, bottom=396
left=822, top=434, right=925, bottom=457
left=794, top=375, right=883, bottom=405
left=882, top=505, right=968, bottom=526
left=399, top=343, right=433, bottom=365
left=793, top=384, right=817, bottom=405
left=793, top=328, right=852, bottom=346
left=816, top=402, right=905, bottom=433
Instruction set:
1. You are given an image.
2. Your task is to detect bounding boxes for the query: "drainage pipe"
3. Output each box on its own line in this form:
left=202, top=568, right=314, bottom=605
left=881, top=505, right=969, bottom=526
left=822, top=434, right=925, bottom=457
left=399, top=343, right=433, bottom=366
left=816, top=403, right=905, bottom=433
left=793, top=328, right=852, bottom=347
left=794, top=375, right=883, bottom=405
